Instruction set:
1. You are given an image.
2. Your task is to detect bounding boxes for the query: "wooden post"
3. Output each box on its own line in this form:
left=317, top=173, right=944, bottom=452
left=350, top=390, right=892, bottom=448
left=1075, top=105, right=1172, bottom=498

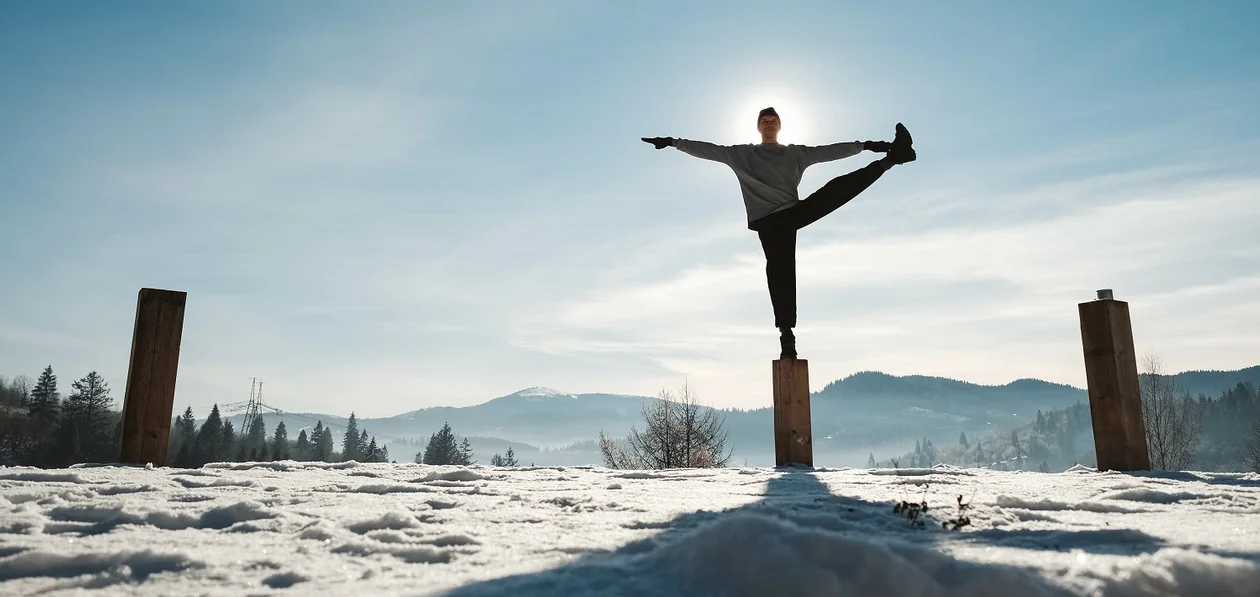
left=118, top=288, right=187, bottom=466
left=1078, top=289, right=1150, bottom=472
left=772, top=359, right=812, bottom=467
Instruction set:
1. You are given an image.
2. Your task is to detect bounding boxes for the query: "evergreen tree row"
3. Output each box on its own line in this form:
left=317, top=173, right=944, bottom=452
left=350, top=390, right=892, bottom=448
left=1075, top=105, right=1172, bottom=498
left=167, top=408, right=391, bottom=467
left=0, top=366, right=120, bottom=467
left=412, top=421, right=519, bottom=467
left=0, top=365, right=392, bottom=468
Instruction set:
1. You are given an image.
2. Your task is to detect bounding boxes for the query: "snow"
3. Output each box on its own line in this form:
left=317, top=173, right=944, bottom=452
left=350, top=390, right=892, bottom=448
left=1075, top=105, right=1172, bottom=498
left=0, top=472, right=85, bottom=483
left=512, top=387, right=574, bottom=399
left=416, top=470, right=488, bottom=483
left=0, top=463, right=1257, bottom=595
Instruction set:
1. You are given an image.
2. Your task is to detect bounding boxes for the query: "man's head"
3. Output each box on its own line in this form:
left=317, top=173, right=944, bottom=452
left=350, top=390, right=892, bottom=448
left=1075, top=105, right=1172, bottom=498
left=757, top=107, right=781, bottom=143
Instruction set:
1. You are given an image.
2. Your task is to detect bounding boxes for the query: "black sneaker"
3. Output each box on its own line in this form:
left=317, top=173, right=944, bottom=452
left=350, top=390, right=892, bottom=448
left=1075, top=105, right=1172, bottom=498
left=779, top=328, right=797, bottom=360
left=884, top=122, right=916, bottom=165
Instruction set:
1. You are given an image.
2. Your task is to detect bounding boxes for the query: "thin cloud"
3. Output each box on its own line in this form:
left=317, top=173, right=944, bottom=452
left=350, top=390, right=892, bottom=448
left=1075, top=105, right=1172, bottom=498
left=508, top=171, right=1259, bottom=406
left=0, top=323, right=89, bottom=350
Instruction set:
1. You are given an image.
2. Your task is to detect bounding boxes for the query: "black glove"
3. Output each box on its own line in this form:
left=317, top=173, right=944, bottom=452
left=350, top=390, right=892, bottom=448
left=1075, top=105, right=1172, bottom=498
left=642, top=137, right=674, bottom=150
left=863, top=140, right=892, bottom=152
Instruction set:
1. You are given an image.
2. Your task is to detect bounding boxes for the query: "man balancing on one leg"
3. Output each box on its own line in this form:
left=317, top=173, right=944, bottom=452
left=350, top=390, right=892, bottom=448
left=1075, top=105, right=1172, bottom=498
left=642, top=107, right=916, bottom=359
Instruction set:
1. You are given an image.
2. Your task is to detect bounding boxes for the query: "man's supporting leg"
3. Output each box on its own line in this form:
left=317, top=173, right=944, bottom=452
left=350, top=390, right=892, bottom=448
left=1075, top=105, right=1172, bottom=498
left=757, top=225, right=798, bottom=358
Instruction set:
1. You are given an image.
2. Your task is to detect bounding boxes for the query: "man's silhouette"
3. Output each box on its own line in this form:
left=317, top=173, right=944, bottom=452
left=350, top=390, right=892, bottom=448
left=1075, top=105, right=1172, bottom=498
left=643, top=107, right=915, bottom=359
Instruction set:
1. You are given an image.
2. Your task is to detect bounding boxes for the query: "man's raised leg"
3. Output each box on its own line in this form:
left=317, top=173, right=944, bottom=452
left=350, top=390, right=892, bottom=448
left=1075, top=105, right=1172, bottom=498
left=787, top=160, right=889, bottom=229
left=784, top=122, right=916, bottom=230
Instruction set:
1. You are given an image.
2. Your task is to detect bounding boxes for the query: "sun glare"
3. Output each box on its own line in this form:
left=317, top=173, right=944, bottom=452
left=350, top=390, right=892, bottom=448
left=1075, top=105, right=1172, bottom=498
left=729, top=91, right=814, bottom=145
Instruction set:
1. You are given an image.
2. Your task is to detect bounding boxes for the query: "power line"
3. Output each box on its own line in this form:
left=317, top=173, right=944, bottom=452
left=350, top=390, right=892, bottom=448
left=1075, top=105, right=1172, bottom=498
left=218, top=379, right=414, bottom=446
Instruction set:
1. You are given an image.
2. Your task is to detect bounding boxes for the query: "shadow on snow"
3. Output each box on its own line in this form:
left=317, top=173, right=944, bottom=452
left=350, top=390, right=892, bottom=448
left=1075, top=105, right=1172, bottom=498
left=436, top=467, right=1218, bottom=596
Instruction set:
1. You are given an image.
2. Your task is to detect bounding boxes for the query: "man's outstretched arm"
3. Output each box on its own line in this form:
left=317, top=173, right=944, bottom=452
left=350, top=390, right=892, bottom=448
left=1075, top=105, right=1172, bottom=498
left=642, top=137, right=730, bottom=164
left=797, top=141, right=871, bottom=166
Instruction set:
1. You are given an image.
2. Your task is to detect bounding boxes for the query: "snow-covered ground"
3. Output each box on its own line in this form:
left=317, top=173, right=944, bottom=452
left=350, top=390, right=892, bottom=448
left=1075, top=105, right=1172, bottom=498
left=2, top=462, right=1258, bottom=596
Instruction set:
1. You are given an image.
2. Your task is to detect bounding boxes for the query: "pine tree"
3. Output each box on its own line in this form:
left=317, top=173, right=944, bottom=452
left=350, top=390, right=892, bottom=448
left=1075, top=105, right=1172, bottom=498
left=458, top=437, right=475, bottom=465
left=294, top=429, right=311, bottom=461
left=197, top=404, right=226, bottom=465
left=316, top=421, right=334, bottom=461
left=172, top=407, right=197, bottom=466
left=342, top=413, right=361, bottom=461
left=867, top=453, right=877, bottom=468
left=222, top=421, right=238, bottom=461
left=419, top=422, right=461, bottom=465
left=362, top=436, right=388, bottom=463
left=28, top=366, right=60, bottom=424
left=359, top=429, right=369, bottom=459
left=311, top=421, right=327, bottom=460
left=489, top=446, right=518, bottom=467
left=245, top=415, right=267, bottom=461
left=958, top=431, right=969, bottom=448
left=271, top=421, right=290, bottom=460
left=57, top=371, right=113, bottom=463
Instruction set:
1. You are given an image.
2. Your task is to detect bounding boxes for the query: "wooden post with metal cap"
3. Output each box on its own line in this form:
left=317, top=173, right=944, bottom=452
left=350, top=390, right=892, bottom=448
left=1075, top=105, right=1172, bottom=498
left=1078, top=288, right=1150, bottom=471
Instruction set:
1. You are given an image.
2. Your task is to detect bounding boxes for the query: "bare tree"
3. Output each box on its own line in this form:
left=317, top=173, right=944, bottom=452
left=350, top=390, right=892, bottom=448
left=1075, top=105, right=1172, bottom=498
left=13, top=375, right=31, bottom=406
left=1246, top=420, right=1260, bottom=474
left=1140, top=352, right=1202, bottom=471
left=599, top=381, right=732, bottom=469
left=598, top=432, right=637, bottom=469
left=0, top=375, right=27, bottom=406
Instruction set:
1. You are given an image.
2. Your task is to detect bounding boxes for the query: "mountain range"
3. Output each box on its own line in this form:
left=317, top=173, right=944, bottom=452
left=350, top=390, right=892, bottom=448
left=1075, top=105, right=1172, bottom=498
left=227, top=366, right=1260, bottom=468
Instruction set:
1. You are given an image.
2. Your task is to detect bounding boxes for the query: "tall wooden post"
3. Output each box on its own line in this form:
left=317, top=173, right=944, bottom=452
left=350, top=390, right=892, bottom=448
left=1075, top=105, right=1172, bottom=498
left=118, top=288, right=187, bottom=466
left=773, top=359, right=812, bottom=467
left=1078, top=289, right=1150, bottom=472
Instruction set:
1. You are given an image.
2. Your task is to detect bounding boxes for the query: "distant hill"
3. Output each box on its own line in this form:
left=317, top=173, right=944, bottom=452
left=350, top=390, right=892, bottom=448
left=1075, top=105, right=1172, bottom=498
left=1156, top=366, right=1260, bottom=399
left=219, top=367, right=1257, bottom=469
left=877, top=367, right=1260, bottom=473
left=806, top=371, right=1085, bottom=446
left=225, top=387, right=654, bottom=466
left=381, top=387, right=654, bottom=448
left=715, top=372, right=1087, bottom=467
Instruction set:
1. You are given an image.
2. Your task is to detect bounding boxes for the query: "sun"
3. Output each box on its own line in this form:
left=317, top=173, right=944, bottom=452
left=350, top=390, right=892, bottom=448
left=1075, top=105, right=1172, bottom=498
left=729, top=91, right=814, bottom=145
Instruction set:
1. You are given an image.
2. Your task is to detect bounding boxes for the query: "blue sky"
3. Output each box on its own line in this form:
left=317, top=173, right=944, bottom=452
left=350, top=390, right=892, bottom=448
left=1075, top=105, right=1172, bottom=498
left=3, top=1, right=1258, bottom=416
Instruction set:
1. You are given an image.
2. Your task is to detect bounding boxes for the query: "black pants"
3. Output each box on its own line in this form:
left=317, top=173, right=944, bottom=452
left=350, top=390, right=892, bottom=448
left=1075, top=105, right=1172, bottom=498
left=749, top=160, right=888, bottom=329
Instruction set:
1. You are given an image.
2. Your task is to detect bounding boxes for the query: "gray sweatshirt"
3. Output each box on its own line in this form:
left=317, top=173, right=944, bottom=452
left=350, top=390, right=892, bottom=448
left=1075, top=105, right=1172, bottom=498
left=673, top=138, right=866, bottom=225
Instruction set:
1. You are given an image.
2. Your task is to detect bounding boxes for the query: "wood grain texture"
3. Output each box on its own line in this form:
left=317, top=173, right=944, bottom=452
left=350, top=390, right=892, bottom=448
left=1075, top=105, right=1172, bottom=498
left=772, top=359, right=812, bottom=467
left=1107, top=301, right=1151, bottom=470
left=1079, top=299, right=1149, bottom=471
left=118, top=288, right=186, bottom=466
